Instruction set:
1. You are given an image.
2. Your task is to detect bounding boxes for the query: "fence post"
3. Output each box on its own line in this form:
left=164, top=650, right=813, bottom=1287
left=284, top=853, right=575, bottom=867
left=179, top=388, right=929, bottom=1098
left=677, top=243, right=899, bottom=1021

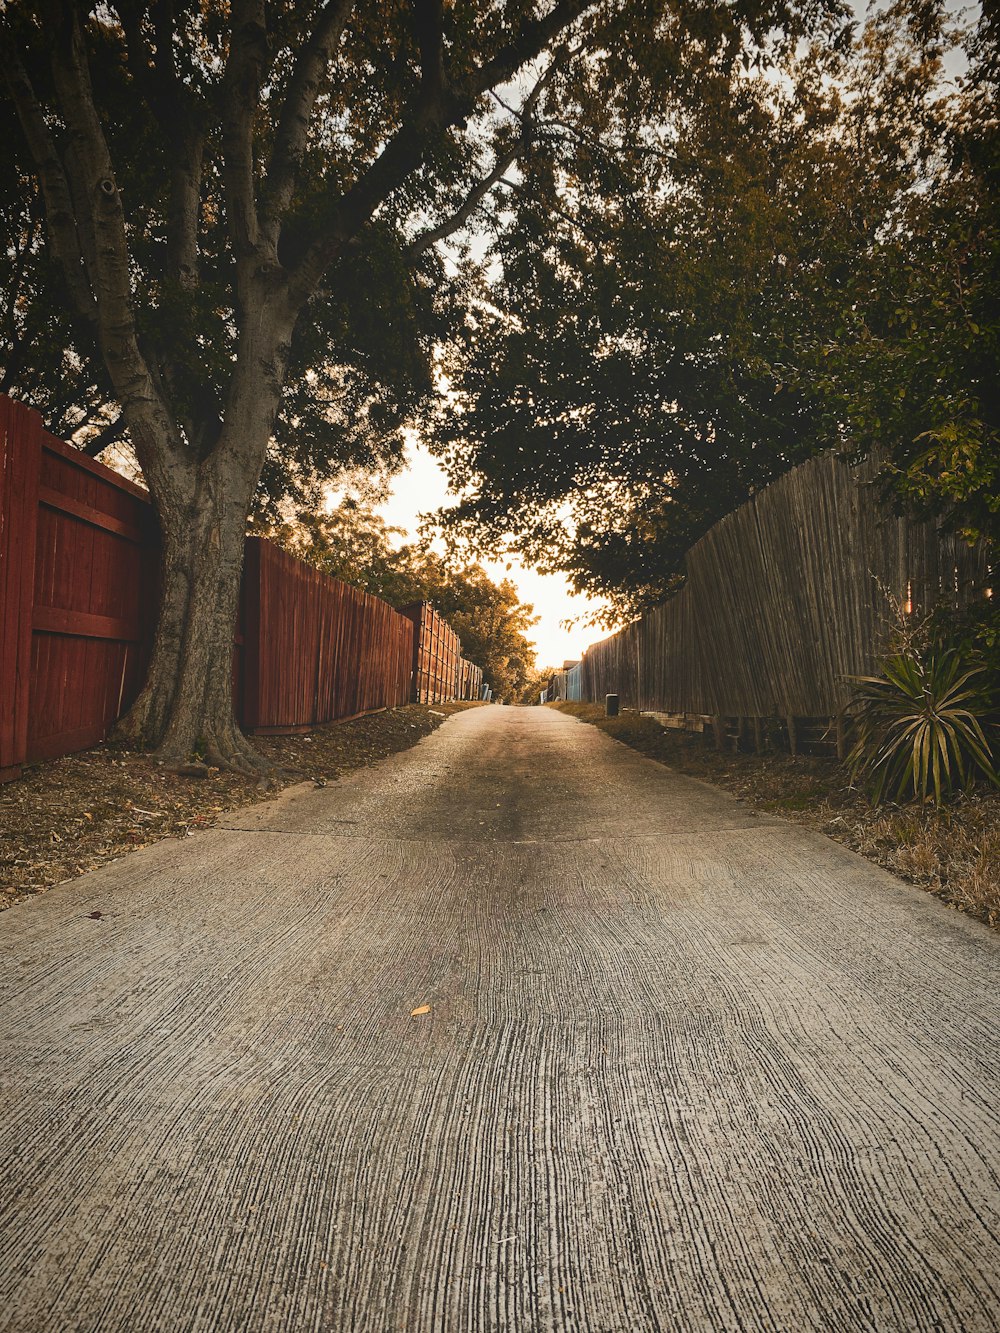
left=0, top=400, right=42, bottom=781
left=752, top=716, right=763, bottom=754
left=786, top=714, right=798, bottom=757
left=834, top=712, right=847, bottom=761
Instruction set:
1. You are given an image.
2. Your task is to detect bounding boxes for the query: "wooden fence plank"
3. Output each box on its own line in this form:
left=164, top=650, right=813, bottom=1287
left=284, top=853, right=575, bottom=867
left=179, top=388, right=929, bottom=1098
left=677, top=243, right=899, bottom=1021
left=32, top=607, right=143, bottom=641
left=37, top=485, right=146, bottom=543
left=0, top=400, right=43, bottom=778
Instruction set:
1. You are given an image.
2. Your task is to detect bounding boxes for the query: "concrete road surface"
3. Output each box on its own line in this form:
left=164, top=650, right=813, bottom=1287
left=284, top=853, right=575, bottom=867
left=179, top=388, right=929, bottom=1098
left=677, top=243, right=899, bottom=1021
left=1, top=705, right=998, bottom=1333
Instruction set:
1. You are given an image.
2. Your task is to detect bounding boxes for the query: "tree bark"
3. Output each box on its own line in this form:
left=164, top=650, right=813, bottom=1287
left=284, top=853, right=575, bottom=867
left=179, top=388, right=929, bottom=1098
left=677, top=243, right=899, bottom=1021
left=116, top=305, right=292, bottom=769
left=116, top=452, right=262, bottom=768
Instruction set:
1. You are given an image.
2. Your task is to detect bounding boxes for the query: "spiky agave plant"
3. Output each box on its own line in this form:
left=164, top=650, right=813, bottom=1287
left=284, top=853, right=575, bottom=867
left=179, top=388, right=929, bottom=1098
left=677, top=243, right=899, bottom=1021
left=847, top=648, right=998, bottom=806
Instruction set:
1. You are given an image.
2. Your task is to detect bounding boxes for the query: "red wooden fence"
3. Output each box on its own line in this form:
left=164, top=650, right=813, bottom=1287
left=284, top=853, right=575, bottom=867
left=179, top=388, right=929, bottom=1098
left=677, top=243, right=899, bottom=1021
left=460, top=656, right=484, bottom=701
left=1, top=397, right=156, bottom=779
left=241, top=539, right=415, bottom=732
left=0, top=395, right=474, bottom=778
left=0, top=398, right=41, bottom=780
left=402, top=602, right=463, bottom=704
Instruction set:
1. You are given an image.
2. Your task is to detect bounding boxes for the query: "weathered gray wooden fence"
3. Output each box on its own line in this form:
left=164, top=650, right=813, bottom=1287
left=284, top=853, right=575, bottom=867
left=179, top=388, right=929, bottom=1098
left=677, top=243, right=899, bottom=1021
left=541, top=661, right=584, bottom=704
left=580, top=452, right=991, bottom=732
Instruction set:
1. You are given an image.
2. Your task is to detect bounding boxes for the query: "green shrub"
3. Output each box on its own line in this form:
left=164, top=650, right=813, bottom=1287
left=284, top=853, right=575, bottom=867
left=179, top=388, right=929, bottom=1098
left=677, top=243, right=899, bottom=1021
left=929, top=601, right=1000, bottom=678
left=847, top=647, right=998, bottom=805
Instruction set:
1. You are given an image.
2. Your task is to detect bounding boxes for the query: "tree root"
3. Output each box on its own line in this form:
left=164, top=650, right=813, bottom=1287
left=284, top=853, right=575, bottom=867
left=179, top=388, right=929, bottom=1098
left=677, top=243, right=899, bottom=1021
left=156, top=720, right=279, bottom=782
left=114, top=688, right=172, bottom=751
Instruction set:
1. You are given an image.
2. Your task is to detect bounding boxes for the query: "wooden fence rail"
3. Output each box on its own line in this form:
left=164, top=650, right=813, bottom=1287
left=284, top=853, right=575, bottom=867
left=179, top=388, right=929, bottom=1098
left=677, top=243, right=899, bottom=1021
left=580, top=452, right=991, bottom=730
left=0, top=396, right=475, bottom=778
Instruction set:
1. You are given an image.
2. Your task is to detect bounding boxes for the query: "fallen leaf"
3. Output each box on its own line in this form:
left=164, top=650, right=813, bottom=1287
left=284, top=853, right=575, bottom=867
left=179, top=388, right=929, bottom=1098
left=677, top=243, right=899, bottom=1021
left=410, top=1004, right=432, bottom=1016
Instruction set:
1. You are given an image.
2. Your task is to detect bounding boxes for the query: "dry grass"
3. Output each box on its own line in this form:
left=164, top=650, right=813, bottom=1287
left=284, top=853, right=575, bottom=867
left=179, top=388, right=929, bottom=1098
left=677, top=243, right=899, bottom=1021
left=0, top=702, right=480, bottom=913
left=553, top=702, right=1000, bottom=929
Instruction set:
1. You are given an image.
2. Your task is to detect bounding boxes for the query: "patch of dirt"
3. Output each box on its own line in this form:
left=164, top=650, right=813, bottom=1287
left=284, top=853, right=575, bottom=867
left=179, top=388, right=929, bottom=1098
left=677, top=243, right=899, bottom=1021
left=553, top=702, right=1000, bottom=929
left=0, top=702, right=481, bottom=913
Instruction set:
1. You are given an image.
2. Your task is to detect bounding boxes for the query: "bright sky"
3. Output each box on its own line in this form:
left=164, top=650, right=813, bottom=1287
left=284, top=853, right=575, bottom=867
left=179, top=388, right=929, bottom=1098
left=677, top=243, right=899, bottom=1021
left=376, top=438, right=615, bottom=670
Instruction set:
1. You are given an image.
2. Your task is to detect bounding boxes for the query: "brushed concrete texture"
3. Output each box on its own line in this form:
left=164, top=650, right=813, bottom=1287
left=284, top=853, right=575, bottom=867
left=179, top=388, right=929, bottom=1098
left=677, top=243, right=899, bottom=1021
left=0, top=705, right=998, bottom=1333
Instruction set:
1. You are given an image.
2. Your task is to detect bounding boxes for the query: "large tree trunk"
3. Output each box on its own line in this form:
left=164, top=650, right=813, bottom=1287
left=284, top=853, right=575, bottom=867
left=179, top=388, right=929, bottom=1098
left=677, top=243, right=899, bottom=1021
left=117, top=451, right=263, bottom=769
left=116, top=309, right=291, bottom=771
left=118, top=491, right=254, bottom=770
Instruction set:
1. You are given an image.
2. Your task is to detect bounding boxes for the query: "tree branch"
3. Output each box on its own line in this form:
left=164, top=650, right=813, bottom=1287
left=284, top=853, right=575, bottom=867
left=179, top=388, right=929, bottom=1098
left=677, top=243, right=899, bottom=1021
left=411, top=0, right=446, bottom=105
left=408, top=62, right=557, bottom=257
left=81, top=411, right=127, bottom=457
left=260, top=0, right=356, bottom=248
left=119, top=0, right=205, bottom=289
left=408, top=142, right=521, bottom=256
left=35, top=0, right=190, bottom=485
left=117, top=1, right=157, bottom=103
left=0, top=31, right=97, bottom=323
left=468, top=0, right=591, bottom=98
left=287, top=1, right=596, bottom=301
left=221, top=0, right=267, bottom=264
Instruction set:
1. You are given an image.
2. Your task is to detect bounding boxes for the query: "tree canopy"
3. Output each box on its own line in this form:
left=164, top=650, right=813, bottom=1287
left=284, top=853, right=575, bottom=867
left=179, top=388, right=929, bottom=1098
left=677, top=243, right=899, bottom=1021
left=2, top=0, right=848, bottom=504
left=2, top=1, right=469, bottom=496
left=0, top=117, right=121, bottom=448
left=429, top=0, right=998, bottom=620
